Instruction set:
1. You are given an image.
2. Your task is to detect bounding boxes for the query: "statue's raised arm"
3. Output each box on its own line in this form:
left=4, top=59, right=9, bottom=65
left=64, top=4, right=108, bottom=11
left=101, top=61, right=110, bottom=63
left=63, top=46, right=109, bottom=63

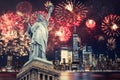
left=45, top=1, right=54, bottom=22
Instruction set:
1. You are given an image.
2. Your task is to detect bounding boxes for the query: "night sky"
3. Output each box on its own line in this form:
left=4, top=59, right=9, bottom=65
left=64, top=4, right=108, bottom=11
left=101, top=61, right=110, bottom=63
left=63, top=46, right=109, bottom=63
left=0, top=0, right=120, bottom=60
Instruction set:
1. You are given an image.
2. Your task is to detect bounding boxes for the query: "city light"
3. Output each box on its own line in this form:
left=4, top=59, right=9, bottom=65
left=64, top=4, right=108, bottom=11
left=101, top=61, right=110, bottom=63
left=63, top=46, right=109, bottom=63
left=1, top=68, right=6, bottom=72
left=0, top=0, right=120, bottom=74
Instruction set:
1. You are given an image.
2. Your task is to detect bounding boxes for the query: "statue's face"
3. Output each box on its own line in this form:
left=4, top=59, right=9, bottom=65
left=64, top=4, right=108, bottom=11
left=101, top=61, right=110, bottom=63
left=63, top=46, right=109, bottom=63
left=37, top=15, right=44, bottom=21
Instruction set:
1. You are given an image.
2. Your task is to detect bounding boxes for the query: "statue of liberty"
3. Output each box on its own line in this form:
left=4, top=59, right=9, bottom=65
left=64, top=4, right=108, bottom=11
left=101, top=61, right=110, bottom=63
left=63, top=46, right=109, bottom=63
left=27, top=1, right=54, bottom=60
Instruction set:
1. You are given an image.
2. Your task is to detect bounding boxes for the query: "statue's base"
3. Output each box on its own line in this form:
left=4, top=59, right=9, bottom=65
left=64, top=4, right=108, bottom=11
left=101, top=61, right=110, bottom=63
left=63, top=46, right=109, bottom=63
left=17, top=58, right=59, bottom=80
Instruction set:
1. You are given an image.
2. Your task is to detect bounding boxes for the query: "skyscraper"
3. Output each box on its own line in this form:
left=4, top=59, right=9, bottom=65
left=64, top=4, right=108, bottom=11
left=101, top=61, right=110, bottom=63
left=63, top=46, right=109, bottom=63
left=82, top=45, right=92, bottom=70
left=72, top=27, right=80, bottom=70
left=60, top=47, right=72, bottom=70
left=6, top=55, right=13, bottom=72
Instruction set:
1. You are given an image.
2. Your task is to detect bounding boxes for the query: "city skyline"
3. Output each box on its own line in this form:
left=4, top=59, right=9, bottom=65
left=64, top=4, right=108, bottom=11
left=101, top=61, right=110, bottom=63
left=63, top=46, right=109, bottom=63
left=0, top=0, right=120, bottom=59
left=0, top=1, right=120, bottom=80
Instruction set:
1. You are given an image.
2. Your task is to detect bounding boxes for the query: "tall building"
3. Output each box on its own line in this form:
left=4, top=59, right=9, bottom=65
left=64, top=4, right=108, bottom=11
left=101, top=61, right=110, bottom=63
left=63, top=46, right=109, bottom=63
left=54, top=50, right=60, bottom=61
left=60, top=47, right=72, bottom=64
left=72, top=27, right=80, bottom=70
left=60, top=47, right=72, bottom=70
left=53, top=50, right=60, bottom=70
left=82, top=45, right=92, bottom=70
left=6, top=55, right=13, bottom=72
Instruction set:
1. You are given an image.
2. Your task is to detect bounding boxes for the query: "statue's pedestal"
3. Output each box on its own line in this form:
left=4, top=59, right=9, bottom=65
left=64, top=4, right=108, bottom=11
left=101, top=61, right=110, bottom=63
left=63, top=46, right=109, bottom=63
left=17, top=58, right=59, bottom=80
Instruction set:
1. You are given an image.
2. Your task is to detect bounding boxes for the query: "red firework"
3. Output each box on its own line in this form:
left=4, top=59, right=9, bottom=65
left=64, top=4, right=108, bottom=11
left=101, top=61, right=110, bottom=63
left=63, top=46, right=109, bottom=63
left=47, top=24, right=72, bottom=52
left=16, top=1, right=32, bottom=15
left=55, top=26, right=71, bottom=42
left=0, top=12, right=25, bottom=40
left=55, top=0, right=88, bottom=27
left=86, top=19, right=96, bottom=29
left=101, top=14, right=120, bottom=37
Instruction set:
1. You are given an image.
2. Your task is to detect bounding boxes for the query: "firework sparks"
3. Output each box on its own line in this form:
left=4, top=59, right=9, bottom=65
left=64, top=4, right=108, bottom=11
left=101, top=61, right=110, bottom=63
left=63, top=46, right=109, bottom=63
left=0, top=12, right=25, bottom=39
left=86, top=19, right=96, bottom=29
left=97, top=35, right=105, bottom=41
left=111, top=24, right=118, bottom=31
left=107, top=37, right=116, bottom=50
left=101, top=14, right=120, bottom=37
left=16, top=1, right=32, bottom=16
left=65, top=1, right=73, bottom=12
left=55, top=0, right=88, bottom=27
left=0, top=12, right=30, bottom=56
left=55, top=26, right=71, bottom=42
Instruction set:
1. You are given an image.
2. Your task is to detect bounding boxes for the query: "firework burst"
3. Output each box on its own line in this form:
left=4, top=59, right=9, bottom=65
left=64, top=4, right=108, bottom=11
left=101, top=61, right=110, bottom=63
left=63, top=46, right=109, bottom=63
left=16, top=1, right=32, bottom=16
left=55, top=0, right=88, bottom=27
left=101, top=14, right=120, bottom=37
left=0, top=12, right=25, bottom=40
left=86, top=19, right=96, bottom=29
left=107, top=37, right=116, bottom=50
left=55, top=26, right=71, bottom=42
left=0, top=12, right=30, bottom=56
